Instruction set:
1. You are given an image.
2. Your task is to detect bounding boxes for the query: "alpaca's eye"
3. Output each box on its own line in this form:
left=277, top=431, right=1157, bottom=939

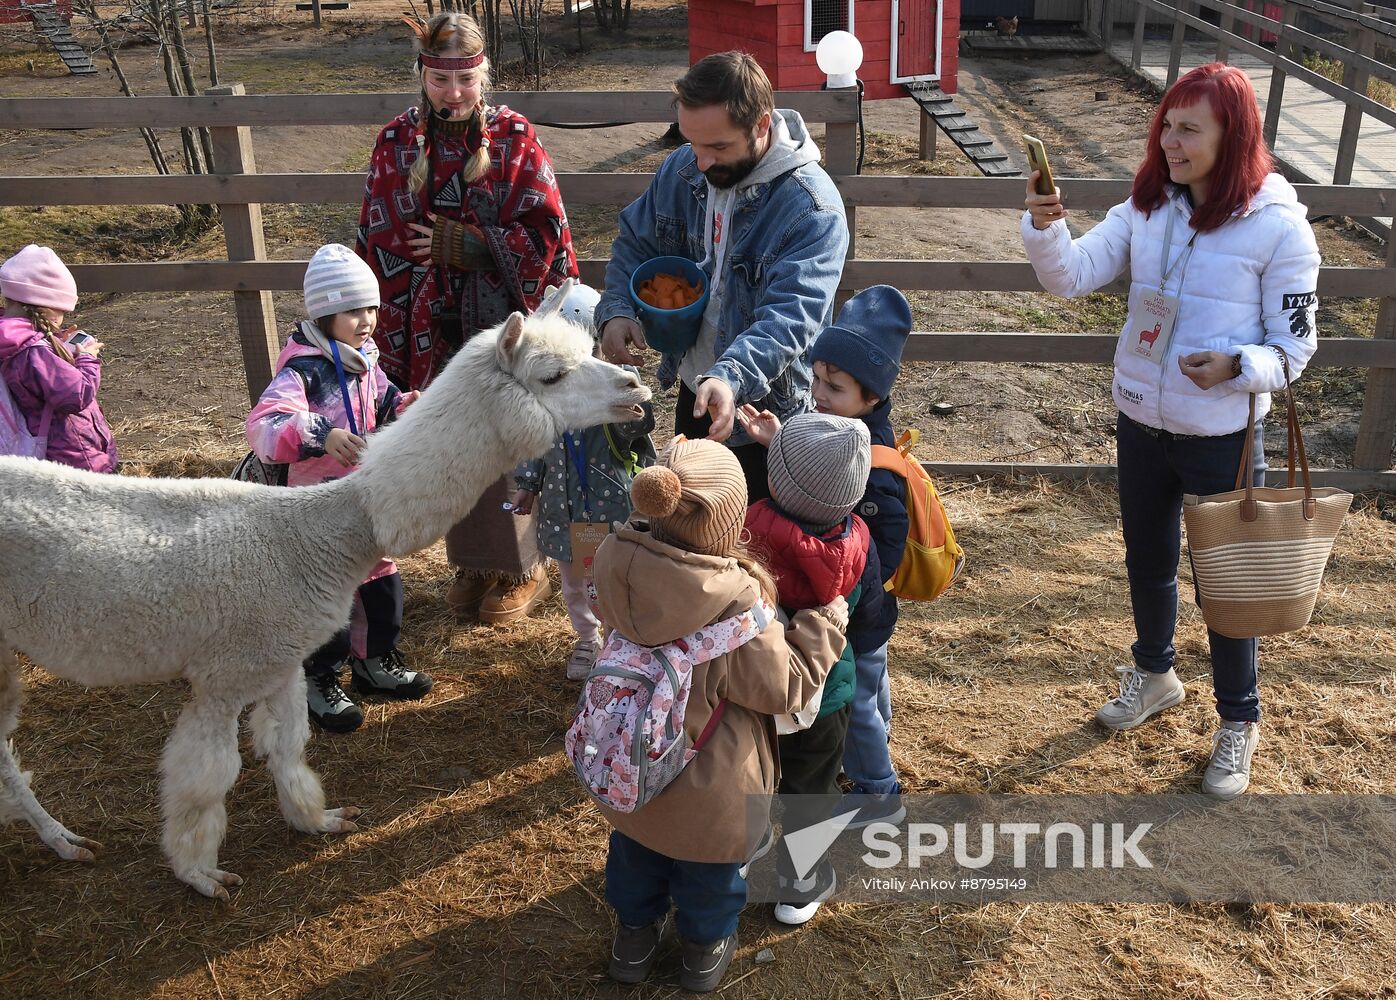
left=539, top=370, right=567, bottom=386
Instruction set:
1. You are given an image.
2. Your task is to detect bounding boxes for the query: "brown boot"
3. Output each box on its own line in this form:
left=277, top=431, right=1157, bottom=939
left=479, top=563, right=552, bottom=626
left=446, top=570, right=495, bottom=622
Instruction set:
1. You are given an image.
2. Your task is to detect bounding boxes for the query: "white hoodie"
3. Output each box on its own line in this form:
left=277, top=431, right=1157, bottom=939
left=678, top=111, right=823, bottom=390
left=1020, top=173, right=1321, bottom=437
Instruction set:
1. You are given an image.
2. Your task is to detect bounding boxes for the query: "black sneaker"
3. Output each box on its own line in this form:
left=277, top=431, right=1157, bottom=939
left=307, top=671, right=363, bottom=733
left=773, top=861, right=837, bottom=926
left=350, top=649, right=433, bottom=699
left=608, top=916, right=665, bottom=984
left=680, top=933, right=737, bottom=993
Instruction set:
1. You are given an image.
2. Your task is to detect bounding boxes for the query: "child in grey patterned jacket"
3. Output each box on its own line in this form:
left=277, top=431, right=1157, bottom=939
left=510, top=283, right=655, bottom=679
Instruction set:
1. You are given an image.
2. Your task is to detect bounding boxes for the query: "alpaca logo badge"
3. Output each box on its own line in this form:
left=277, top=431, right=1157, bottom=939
left=1139, top=323, right=1162, bottom=348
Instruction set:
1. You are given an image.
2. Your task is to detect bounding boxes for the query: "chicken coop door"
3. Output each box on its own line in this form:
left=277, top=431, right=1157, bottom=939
left=891, top=0, right=942, bottom=84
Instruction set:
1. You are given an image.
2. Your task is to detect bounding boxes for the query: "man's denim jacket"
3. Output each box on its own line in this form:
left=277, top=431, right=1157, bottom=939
left=596, top=129, right=849, bottom=445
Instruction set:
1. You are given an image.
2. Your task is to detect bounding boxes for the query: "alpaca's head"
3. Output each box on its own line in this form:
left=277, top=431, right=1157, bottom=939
left=352, top=306, right=653, bottom=558
left=493, top=310, right=652, bottom=448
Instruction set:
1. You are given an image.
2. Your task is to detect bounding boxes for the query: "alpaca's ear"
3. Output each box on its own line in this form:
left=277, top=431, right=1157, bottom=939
left=497, top=312, right=527, bottom=367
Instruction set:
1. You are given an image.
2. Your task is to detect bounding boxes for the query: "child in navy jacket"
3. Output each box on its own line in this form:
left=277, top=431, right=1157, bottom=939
left=737, top=285, right=913, bottom=828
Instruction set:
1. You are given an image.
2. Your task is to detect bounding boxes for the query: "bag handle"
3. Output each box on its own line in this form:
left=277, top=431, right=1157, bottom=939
left=1234, top=351, right=1314, bottom=522
left=692, top=700, right=726, bottom=752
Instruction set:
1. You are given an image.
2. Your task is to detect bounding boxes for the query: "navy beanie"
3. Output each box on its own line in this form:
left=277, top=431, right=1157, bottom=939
left=810, top=285, right=912, bottom=401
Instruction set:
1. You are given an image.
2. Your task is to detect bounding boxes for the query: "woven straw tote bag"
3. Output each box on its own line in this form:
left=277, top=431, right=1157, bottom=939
left=1182, top=357, right=1352, bottom=639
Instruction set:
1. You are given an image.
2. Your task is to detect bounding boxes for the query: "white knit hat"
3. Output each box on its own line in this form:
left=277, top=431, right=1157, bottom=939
left=303, top=243, right=380, bottom=321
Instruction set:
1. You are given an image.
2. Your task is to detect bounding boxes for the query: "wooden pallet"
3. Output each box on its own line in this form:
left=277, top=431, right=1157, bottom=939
left=905, top=82, right=1020, bottom=178
left=22, top=2, right=96, bottom=75
left=960, top=31, right=1104, bottom=55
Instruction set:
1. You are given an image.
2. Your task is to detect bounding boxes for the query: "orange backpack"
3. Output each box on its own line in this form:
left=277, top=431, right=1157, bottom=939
left=870, top=429, right=965, bottom=601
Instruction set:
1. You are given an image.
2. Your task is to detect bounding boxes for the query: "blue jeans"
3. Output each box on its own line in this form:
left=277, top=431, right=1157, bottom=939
left=842, top=643, right=898, bottom=793
left=1115, top=413, right=1265, bottom=723
left=604, top=831, right=746, bottom=943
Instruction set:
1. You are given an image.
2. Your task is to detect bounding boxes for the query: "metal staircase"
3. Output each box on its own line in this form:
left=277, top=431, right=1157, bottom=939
left=905, top=81, right=1019, bottom=178
left=22, top=3, right=96, bottom=76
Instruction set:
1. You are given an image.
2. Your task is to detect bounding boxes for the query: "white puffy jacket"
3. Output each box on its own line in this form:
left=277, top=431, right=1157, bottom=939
left=1020, top=173, right=1320, bottom=437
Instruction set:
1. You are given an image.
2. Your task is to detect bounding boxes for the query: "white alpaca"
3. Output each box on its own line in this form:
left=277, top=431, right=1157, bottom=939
left=0, top=305, right=650, bottom=899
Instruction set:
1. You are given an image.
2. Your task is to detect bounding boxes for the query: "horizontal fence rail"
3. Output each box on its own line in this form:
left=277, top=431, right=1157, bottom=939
left=1, top=88, right=1392, bottom=488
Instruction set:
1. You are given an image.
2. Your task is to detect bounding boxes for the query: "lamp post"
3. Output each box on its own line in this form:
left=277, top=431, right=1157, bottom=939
left=815, top=30, right=864, bottom=89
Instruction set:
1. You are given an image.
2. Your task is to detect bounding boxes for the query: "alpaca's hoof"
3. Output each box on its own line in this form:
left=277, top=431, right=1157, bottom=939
left=180, top=866, right=244, bottom=900
left=322, top=805, right=361, bottom=834
left=46, top=830, right=103, bottom=862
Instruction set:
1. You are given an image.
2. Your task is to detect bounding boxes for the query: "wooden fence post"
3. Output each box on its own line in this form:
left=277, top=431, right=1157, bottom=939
left=1353, top=234, right=1396, bottom=470
left=1166, top=0, right=1192, bottom=87
left=1333, top=20, right=1374, bottom=184
left=206, top=83, right=280, bottom=407
left=826, top=92, right=858, bottom=307
left=1216, top=2, right=1235, bottom=62
left=1131, top=0, right=1148, bottom=71
left=1263, top=3, right=1300, bottom=148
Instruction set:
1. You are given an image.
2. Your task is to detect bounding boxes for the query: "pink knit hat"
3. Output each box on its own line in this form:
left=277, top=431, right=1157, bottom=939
left=0, top=245, right=78, bottom=312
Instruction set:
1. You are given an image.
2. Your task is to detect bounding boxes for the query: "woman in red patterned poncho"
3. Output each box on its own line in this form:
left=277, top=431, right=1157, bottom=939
left=356, top=11, right=578, bottom=625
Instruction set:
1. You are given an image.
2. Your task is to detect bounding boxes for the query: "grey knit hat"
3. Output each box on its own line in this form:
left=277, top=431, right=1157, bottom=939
left=303, top=243, right=380, bottom=321
left=767, top=413, right=872, bottom=529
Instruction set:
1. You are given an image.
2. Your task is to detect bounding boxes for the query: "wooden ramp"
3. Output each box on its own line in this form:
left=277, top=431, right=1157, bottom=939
left=23, top=2, right=96, bottom=75
left=905, top=82, right=1021, bottom=178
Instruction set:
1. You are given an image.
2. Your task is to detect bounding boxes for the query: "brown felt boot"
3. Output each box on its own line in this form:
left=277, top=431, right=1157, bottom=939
left=446, top=570, right=495, bottom=622
left=479, top=563, right=552, bottom=626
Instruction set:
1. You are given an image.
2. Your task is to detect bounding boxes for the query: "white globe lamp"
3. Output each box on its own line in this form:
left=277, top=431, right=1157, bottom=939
left=816, top=30, right=864, bottom=90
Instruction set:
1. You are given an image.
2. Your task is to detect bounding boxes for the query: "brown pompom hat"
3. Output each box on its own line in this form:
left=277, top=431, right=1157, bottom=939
left=629, top=437, right=748, bottom=556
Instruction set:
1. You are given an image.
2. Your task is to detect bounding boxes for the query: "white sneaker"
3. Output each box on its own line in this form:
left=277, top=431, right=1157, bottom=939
left=1203, top=721, right=1259, bottom=799
left=773, top=865, right=836, bottom=925
left=1095, top=665, right=1185, bottom=731
left=565, top=636, right=600, bottom=681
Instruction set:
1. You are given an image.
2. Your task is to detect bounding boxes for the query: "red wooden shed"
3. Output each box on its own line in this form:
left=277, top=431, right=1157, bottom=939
left=0, top=0, right=72, bottom=25
left=689, top=0, right=961, bottom=98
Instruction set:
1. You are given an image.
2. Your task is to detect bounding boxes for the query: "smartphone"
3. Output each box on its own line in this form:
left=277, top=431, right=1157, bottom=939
left=67, top=331, right=93, bottom=347
left=1023, top=135, right=1056, bottom=197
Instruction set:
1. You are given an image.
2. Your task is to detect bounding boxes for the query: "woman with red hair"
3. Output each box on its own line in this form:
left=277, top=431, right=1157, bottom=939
left=1020, top=63, right=1320, bottom=798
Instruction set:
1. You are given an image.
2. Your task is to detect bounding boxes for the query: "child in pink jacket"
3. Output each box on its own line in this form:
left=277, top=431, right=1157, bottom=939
left=0, top=244, right=117, bottom=472
left=246, top=243, right=431, bottom=733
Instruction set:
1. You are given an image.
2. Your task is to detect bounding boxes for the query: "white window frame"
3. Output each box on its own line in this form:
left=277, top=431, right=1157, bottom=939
left=889, top=0, right=943, bottom=84
left=804, top=0, right=856, bottom=52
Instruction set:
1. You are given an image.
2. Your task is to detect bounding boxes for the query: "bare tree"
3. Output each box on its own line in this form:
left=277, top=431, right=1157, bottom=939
left=505, top=0, right=545, bottom=88
left=592, top=0, right=632, bottom=34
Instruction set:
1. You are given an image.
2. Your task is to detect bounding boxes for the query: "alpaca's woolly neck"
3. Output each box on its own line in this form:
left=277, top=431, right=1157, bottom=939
left=351, top=328, right=555, bottom=557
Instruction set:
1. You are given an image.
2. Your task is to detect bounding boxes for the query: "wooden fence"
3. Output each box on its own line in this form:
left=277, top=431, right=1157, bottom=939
left=0, top=87, right=1393, bottom=489
left=1091, top=0, right=1396, bottom=189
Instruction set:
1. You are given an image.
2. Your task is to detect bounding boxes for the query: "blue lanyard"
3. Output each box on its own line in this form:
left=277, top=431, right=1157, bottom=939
left=328, top=339, right=361, bottom=438
left=565, top=432, right=591, bottom=516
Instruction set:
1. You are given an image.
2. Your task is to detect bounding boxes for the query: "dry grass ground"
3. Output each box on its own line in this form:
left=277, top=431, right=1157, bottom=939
left=3, top=354, right=1395, bottom=998
left=3, top=3, right=1396, bottom=997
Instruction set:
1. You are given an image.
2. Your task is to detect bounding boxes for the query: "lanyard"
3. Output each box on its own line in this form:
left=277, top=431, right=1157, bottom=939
left=1160, top=208, right=1199, bottom=294
left=328, top=339, right=361, bottom=438
left=565, top=432, right=591, bottom=516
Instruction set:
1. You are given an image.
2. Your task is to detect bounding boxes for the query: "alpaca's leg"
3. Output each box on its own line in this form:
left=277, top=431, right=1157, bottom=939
left=160, top=693, right=244, bottom=900
left=249, top=670, right=360, bottom=835
left=0, top=653, right=102, bottom=860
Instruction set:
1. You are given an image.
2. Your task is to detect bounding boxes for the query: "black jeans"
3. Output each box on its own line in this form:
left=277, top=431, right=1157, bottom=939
left=674, top=382, right=771, bottom=504
left=775, top=705, right=851, bottom=884
left=1115, top=413, right=1265, bottom=723
left=304, top=572, right=404, bottom=676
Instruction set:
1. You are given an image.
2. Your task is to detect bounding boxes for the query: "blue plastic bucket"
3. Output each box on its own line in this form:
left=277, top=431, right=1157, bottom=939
left=629, top=256, right=710, bottom=355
